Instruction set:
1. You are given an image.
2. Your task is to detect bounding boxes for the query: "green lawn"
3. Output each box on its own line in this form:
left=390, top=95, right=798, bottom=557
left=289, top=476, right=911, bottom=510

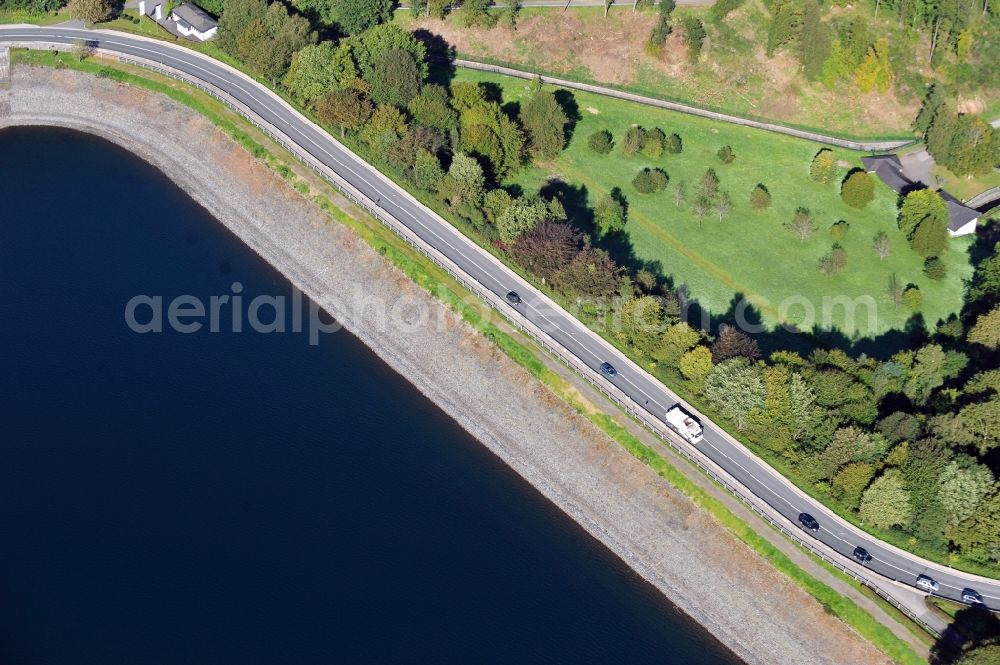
left=456, top=69, right=974, bottom=340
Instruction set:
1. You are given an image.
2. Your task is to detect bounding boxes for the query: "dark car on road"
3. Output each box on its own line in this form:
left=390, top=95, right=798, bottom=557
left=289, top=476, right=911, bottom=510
left=505, top=291, right=521, bottom=305
left=600, top=362, right=618, bottom=377
left=852, top=546, right=872, bottom=564
left=962, top=588, right=983, bottom=604
left=798, top=513, right=819, bottom=532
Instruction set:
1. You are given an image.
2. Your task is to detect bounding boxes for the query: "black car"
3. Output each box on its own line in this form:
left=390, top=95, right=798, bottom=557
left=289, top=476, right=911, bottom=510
left=798, top=513, right=820, bottom=532
left=505, top=291, right=521, bottom=305
left=962, top=588, right=983, bottom=605
left=600, top=362, right=618, bottom=377
left=852, top=546, right=872, bottom=564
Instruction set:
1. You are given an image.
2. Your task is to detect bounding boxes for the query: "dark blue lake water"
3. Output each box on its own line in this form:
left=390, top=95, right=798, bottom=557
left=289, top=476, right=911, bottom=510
left=0, top=126, right=740, bottom=664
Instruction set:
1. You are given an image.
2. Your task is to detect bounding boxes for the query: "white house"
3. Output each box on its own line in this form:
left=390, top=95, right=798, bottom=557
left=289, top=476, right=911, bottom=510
left=941, top=191, right=981, bottom=237
left=169, top=3, right=218, bottom=42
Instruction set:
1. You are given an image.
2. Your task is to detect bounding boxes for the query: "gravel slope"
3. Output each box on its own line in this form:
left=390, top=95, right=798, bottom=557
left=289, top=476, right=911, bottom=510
left=0, top=67, right=894, bottom=665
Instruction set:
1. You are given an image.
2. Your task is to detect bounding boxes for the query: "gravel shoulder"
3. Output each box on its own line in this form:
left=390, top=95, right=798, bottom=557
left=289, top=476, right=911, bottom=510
left=0, top=66, right=898, bottom=665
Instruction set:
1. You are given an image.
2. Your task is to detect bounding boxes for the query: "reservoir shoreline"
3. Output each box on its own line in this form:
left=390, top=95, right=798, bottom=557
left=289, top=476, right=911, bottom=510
left=0, top=66, right=892, bottom=665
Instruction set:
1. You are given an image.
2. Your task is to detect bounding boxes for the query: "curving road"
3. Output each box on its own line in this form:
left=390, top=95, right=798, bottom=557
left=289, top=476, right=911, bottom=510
left=2, top=25, right=998, bottom=610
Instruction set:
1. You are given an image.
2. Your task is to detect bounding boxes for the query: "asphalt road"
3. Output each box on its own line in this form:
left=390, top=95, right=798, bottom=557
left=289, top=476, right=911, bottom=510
left=3, top=25, right=998, bottom=609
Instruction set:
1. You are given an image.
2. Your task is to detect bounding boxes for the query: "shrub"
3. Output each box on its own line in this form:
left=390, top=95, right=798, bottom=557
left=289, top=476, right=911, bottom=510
left=588, top=130, right=613, bottom=154
left=923, top=256, right=947, bottom=280
left=665, top=133, right=682, bottom=154
left=643, top=127, right=666, bottom=158
left=830, top=220, right=850, bottom=240
left=633, top=168, right=669, bottom=193
left=841, top=170, right=875, bottom=209
left=810, top=149, right=837, bottom=184
left=717, top=145, right=736, bottom=164
left=750, top=184, right=771, bottom=211
left=623, top=126, right=647, bottom=156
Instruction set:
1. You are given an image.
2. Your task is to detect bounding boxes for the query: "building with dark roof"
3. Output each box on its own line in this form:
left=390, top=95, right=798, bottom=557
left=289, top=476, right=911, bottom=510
left=862, top=154, right=980, bottom=237
left=169, top=3, right=218, bottom=41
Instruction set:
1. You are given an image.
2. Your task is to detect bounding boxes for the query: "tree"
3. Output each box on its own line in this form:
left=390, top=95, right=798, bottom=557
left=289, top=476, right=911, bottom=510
left=717, top=145, right=735, bottom=164
left=692, top=196, right=710, bottom=224
left=903, top=285, right=922, bottom=310
left=698, top=168, right=719, bottom=202
left=914, top=84, right=946, bottom=135
left=766, top=0, right=803, bottom=56
left=619, top=296, right=670, bottom=356
left=840, top=170, right=874, bottom=208
left=859, top=470, right=912, bottom=529
left=497, top=196, right=549, bottom=244
left=818, top=244, right=848, bottom=276
left=408, top=85, right=458, bottom=132
left=511, top=220, right=581, bottom=281
left=873, top=231, right=890, bottom=261
left=315, top=89, right=373, bottom=137
left=938, top=459, right=994, bottom=527
left=854, top=38, right=893, bottom=93
left=711, top=326, right=761, bottom=363
left=910, top=215, right=949, bottom=258
left=622, top=125, right=647, bottom=156
left=952, top=490, right=1000, bottom=563
left=715, top=191, right=732, bottom=222
left=283, top=41, right=358, bottom=105
left=798, top=0, right=831, bottom=81
left=956, top=645, right=1000, bottom=665
left=664, top=133, right=682, bottom=154
left=440, top=152, right=485, bottom=211
left=659, top=322, right=701, bottom=366
left=785, top=207, right=816, bottom=242
left=360, top=104, right=408, bottom=154
left=809, top=149, right=836, bottom=184
left=588, top=130, right=614, bottom=154
left=887, top=273, right=905, bottom=306
left=832, top=463, right=876, bottom=507
left=348, top=23, right=428, bottom=81
left=682, top=17, right=706, bottom=62
left=750, top=184, right=771, bottom=211
left=877, top=411, right=920, bottom=444
left=642, top=128, right=666, bottom=158
left=898, top=188, right=948, bottom=239
left=413, top=150, right=444, bottom=192
left=679, top=346, right=714, bottom=385
left=672, top=180, right=686, bottom=207
left=552, top=246, right=624, bottom=298
left=219, top=0, right=315, bottom=83
left=68, top=0, right=114, bottom=23
left=633, top=168, right=668, bottom=193
left=594, top=191, right=627, bottom=235
left=704, top=358, right=766, bottom=431
left=368, top=49, right=421, bottom=108
left=520, top=89, right=569, bottom=160
left=334, top=0, right=392, bottom=35
left=969, top=305, right=1000, bottom=349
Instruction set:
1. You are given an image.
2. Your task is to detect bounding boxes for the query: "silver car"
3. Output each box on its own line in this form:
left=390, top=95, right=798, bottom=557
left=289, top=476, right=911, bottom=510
left=916, top=575, right=939, bottom=593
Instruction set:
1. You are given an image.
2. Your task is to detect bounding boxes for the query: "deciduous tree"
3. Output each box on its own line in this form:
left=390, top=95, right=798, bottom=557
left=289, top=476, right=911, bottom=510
left=520, top=89, right=569, bottom=160
left=969, top=305, right=1000, bottom=349
left=840, top=170, right=874, bottom=208
left=859, top=469, right=912, bottom=529
left=704, top=358, right=766, bottom=431
left=315, top=88, right=373, bottom=137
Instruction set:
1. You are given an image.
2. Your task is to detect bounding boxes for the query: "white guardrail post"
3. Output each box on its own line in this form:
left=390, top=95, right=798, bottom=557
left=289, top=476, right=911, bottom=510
left=7, top=41, right=941, bottom=637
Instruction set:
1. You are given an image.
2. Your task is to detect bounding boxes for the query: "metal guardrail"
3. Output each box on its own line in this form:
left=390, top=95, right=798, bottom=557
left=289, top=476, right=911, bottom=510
left=16, top=43, right=939, bottom=639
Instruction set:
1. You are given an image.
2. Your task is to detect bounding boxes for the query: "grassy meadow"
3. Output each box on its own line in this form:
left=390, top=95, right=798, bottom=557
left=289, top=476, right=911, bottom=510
left=454, top=69, right=974, bottom=342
